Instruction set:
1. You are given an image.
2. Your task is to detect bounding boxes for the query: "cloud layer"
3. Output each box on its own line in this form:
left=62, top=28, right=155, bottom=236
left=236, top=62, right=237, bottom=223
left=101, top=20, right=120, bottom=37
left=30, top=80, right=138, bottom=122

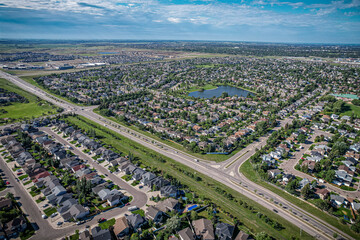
left=1, top=0, right=359, bottom=43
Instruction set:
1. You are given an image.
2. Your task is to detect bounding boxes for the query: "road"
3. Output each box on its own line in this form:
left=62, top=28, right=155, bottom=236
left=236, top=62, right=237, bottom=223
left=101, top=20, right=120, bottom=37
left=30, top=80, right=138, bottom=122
left=0, top=143, right=147, bottom=240
left=0, top=70, right=355, bottom=240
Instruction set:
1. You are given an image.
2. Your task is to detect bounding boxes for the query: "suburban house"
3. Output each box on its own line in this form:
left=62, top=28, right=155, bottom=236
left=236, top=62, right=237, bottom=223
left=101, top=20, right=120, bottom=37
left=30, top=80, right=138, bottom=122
left=215, top=223, right=235, bottom=240
left=113, top=216, right=130, bottom=238
left=192, top=218, right=215, bottom=240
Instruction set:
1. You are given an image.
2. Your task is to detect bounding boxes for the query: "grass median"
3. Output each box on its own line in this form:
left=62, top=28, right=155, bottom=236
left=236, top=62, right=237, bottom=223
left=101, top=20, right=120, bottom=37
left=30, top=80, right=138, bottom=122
left=64, top=115, right=313, bottom=240
left=240, top=160, right=359, bottom=239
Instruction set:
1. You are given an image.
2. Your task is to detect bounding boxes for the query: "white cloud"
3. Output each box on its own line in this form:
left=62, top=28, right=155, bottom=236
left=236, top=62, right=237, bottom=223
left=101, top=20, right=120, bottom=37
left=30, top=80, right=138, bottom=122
left=167, top=17, right=182, bottom=23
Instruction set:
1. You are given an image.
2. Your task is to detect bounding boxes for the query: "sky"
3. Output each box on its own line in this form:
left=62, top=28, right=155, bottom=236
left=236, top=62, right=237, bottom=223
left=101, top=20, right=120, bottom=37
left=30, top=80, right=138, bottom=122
left=0, top=0, right=359, bottom=44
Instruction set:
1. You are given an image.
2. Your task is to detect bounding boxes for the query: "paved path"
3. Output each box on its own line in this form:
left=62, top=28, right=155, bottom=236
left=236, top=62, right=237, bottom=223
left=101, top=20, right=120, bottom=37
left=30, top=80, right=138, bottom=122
left=0, top=70, right=355, bottom=240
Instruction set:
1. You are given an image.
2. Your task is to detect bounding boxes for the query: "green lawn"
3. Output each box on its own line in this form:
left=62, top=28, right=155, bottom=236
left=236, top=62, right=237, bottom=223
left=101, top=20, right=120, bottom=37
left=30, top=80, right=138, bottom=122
left=99, top=218, right=115, bottom=230
left=187, top=84, right=217, bottom=93
left=239, top=160, right=359, bottom=239
left=43, top=207, right=57, bottom=217
left=0, top=78, right=59, bottom=124
left=340, top=103, right=360, bottom=117
left=132, top=209, right=145, bottom=217
left=19, top=174, right=29, bottom=180
left=64, top=115, right=313, bottom=240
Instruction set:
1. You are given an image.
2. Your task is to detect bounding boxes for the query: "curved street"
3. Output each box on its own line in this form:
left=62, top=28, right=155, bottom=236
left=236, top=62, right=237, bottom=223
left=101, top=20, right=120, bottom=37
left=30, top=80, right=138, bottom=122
left=0, top=70, right=355, bottom=240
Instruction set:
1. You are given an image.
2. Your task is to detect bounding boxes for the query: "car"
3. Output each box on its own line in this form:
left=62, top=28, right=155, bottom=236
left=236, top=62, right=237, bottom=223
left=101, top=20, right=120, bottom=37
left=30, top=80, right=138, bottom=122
left=22, top=177, right=28, bottom=181
left=76, top=221, right=82, bottom=225
left=125, top=203, right=130, bottom=206
left=17, top=172, right=23, bottom=175
left=51, top=213, right=58, bottom=218
left=57, top=221, right=63, bottom=226
left=194, top=159, right=199, bottom=162
left=273, top=209, right=278, bottom=213
left=85, top=225, right=90, bottom=229
left=98, top=218, right=106, bottom=223
left=5, top=181, right=10, bottom=185
left=43, top=204, right=49, bottom=208
left=42, top=214, right=47, bottom=219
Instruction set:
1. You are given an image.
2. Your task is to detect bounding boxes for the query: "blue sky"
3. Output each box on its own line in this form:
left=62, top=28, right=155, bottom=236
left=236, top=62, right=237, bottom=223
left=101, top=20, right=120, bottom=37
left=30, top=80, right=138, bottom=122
left=0, top=0, right=359, bottom=43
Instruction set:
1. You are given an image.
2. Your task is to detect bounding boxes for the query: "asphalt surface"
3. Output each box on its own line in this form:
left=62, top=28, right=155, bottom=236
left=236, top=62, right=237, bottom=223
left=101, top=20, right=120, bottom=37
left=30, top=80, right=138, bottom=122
left=0, top=70, right=355, bottom=240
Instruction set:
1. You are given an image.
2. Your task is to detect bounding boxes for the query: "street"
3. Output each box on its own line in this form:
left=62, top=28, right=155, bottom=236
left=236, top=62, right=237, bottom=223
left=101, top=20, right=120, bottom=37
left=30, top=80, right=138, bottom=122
left=0, top=70, right=354, bottom=240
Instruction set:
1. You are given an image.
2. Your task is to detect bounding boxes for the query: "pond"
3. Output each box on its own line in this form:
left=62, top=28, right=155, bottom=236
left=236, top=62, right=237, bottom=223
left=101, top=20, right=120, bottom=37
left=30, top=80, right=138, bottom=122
left=188, top=85, right=254, bottom=99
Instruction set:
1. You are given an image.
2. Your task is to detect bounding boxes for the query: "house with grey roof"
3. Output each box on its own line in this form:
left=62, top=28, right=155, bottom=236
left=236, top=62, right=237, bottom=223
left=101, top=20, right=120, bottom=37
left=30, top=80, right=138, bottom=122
left=215, top=223, right=235, bottom=240
left=126, top=214, right=147, bottom=230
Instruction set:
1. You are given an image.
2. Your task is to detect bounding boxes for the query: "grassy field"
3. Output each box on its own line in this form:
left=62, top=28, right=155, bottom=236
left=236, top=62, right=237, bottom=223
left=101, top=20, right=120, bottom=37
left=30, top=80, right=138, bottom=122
left=187, top=84, right=218, bottom=93
left=239, top=160, right=359, bottom=239
left=0, top=78, right=58, bottom=124
left=93, top=109, right=238, bottom=162
left=340, top=103, right=360, bottom=117
left=65, top=115, right=313, bottom=240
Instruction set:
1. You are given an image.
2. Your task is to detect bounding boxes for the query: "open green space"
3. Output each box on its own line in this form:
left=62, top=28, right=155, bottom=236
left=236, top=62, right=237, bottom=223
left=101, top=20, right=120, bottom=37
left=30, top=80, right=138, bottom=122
left=187, top=84, right=218, bottom=93
left=239, top=160, right=359, bottom=239
left=99, top=218, right=115, bottom=230
left=64, top=115, right=313, bottom=240
left=340, top=103, right=360, bottom=117
left=0, top=78, right=59, bottom=124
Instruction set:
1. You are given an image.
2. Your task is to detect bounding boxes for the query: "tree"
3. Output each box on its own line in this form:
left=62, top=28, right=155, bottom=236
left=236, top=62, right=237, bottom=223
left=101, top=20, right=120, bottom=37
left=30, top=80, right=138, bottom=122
left=352, top=99, right=360, bottom=106
left=301, top=183, right=311, bottom=199
left=5, top=192, right=14, bottom=200
left=190, top=210, right=198, bottom=221
left=333, top=100, right=345, bottom=114
left=166, top=215, right=181, bottom=233
left=130, top=233, right=140, bottom=240
left=324, top=170, right=335, bottom=183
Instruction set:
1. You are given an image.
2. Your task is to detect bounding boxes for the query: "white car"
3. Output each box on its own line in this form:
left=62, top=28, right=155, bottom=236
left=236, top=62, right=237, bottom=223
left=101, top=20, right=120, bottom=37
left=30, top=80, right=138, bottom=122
left=42, top=214, right=47, bottom=219
left=51, top=213, right=58, bottom=218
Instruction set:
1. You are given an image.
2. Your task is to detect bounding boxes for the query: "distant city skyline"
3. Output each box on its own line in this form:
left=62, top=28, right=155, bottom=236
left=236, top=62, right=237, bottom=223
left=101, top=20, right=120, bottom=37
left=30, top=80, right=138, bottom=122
left=1, top=0, right=360, bottom=44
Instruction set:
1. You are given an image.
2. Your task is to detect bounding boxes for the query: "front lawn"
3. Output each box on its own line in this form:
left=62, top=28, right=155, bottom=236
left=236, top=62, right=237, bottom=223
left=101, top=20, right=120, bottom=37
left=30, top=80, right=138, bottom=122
left=43, top=207, right=57, bottom=217
left=99, top=218, right=115, bottom=230
left=132, top=209, right=145, bottom=217
left=19, top=174, right=29, bottom=180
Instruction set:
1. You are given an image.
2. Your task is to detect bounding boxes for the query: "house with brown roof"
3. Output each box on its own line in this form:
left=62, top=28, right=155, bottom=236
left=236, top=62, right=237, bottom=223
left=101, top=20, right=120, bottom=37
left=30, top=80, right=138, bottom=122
left=192, top=218, right=215, bottom=240
left=315, top=188, right=330, bottom=200
left=113, top=216, right=130, bottom=238
left=155, top=198, right=181, bottom=213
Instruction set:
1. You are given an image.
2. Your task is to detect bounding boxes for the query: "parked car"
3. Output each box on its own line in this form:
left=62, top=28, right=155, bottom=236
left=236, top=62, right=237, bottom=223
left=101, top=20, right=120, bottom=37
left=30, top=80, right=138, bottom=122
left=42, top=215, right=47, bottom=219
left=57, top=221, right=63, bottom=226
left=98, top=218, right=106, bottom=223
left=51, top=213, right=58, bottom=218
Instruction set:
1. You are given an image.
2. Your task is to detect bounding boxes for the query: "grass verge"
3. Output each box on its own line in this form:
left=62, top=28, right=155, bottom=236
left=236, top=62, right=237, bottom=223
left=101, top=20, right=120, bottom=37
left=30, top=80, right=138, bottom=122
left=240, top=160, right=359, bottom=239
left=64, top=115, right=313, bottom=240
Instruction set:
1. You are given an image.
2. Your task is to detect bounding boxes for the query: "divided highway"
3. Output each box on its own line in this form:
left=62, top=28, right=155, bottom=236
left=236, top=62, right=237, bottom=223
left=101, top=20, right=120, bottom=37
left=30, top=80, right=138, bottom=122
left=0, top=70, right=354, bottom=240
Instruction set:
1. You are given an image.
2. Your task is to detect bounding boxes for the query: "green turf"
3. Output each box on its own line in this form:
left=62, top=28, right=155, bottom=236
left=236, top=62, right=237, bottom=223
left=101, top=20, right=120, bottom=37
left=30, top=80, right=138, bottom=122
left=43, top=207, right=57, bottom=217
left=340, top=103, right=360, bottom=117
left=239, top=160, right=359, bottom=239
left=99, top=218, right=115, bottom=230
left=187, top=84, right=217, bottom=93
left=65, top=115, right=313, bottom=240
left=0, top=78, right=58, bottom=124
